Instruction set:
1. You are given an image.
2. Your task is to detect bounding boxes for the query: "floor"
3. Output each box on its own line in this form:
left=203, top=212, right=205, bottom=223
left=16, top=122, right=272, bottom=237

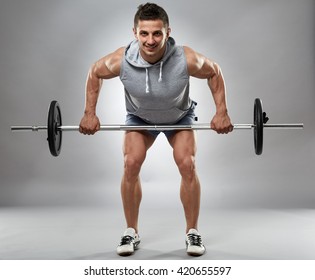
left=0, top=206, right=314, bottom=260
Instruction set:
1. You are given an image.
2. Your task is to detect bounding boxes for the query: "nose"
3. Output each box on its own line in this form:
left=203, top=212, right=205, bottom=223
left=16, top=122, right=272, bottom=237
left=147, top=35, right=155, bottom=45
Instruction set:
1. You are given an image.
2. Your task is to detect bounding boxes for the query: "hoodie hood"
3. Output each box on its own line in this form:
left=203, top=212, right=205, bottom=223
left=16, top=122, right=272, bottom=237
left=124, top=37, right=177, bottom=93
left=125, top=37, right=177, bottom=67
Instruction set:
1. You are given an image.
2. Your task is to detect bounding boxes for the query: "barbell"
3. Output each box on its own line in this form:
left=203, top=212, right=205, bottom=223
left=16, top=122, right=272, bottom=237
left=11, top=98, right=303, bottom=157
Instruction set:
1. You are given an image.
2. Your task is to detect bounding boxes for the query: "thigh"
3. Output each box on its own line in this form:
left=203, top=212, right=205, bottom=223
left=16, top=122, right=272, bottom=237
left=168, top=130, right=197, bottom=160
left=123, top=131, right=156, bottom=160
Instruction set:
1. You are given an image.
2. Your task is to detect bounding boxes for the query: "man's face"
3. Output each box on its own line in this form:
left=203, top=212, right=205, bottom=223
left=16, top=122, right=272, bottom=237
left=133, top=19, right=170, bottom=63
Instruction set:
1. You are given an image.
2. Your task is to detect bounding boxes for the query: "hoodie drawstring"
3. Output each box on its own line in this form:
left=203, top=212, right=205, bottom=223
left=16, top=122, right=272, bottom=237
left=145, top=61, right=164, bottom=93
left=158, top=61, right=163, bottom=82
left=145, top=68, right=149, bottom=93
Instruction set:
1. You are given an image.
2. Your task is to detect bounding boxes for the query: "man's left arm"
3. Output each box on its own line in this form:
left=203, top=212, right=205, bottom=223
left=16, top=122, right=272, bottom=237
left=184, top=46, right=233, bottom=134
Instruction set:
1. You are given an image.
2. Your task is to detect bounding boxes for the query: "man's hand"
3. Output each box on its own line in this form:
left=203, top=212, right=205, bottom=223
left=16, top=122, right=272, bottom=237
left=210, top=112, right=233, bottom=134
left=79, top=114, right=100, bottom=135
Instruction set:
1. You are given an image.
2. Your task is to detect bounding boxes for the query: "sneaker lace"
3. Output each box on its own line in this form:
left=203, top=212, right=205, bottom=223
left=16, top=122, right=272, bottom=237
left=119, top=235, right=134, bottom=246
left=187, top=234, right=202, bottom=246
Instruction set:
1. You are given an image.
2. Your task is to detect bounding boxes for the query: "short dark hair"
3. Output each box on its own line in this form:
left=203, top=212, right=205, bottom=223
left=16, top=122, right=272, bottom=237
left=134, top=3, right=169, bottom=28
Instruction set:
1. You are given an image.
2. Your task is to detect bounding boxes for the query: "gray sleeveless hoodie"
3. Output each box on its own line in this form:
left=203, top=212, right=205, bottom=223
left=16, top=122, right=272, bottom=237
left=120, top=37, right=193, bottom=124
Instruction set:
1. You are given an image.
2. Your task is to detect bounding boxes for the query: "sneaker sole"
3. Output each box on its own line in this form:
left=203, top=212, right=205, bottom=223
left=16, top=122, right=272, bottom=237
left=186, top=242, right=206, bottom=257
left=117, top=240, right=140, bottom=256
left=187, top=251, right=205, bottom=257
left=118, top=251, right=134, bottom=256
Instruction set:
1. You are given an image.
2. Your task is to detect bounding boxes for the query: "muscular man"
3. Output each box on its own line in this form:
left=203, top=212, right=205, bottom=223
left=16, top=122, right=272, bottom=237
left=79, top=3, right=233, bottom=257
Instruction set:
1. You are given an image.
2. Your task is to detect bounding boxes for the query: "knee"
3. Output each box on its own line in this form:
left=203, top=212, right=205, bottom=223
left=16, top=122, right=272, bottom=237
left=175, top=154, right=196, bottom=179
left=124, top=154, right=144, bottom=177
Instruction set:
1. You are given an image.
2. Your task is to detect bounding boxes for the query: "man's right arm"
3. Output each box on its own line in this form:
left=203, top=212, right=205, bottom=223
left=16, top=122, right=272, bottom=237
left=79, top=47, right=124, bottom=135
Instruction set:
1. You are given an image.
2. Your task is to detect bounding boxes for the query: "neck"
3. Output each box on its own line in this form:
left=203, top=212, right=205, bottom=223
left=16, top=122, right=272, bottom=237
left=139, top=46, right=167, bottom=64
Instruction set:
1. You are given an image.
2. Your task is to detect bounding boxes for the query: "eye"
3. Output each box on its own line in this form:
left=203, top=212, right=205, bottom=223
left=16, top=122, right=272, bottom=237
left=139, top=31, right=148, bottom=36
left=153, top=31, right=163, bottom=36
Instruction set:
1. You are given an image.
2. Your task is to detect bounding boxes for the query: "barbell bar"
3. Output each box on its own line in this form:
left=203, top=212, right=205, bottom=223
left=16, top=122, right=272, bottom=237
left=10, top=98, right=304, bottom=157
left=10, top=124, right=304, bottom=131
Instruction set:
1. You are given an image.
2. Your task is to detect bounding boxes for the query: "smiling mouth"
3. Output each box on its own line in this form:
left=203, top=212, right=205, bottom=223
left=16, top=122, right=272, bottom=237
left=144, top=45, right=157, bottom=51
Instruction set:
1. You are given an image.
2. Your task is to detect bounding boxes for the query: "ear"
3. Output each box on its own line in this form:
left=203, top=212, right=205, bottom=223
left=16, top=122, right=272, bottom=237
left=166, top=27, right=171, bottom=39
left=133, top=27, right=138, bottom=40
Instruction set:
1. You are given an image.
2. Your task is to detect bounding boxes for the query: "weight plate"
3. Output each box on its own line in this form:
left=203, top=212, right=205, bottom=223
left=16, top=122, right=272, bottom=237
left=47, top=100, right=62, bottom=157
left=254, top=98, right=263, bottom=155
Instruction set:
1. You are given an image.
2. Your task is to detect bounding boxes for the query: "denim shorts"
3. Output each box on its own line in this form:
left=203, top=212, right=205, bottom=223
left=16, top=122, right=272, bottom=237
left=125, top=102, right=197, bottom=139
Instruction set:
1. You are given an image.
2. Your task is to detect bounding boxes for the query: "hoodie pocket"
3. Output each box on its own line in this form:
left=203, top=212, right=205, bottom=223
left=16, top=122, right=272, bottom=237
left=134, top=106, right=190, bottom=124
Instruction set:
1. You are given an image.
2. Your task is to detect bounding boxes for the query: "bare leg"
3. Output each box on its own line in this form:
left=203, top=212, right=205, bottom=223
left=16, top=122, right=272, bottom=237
left=168, top=130, right=200, bottom=233
left=121, top=131, right=155, bottom=233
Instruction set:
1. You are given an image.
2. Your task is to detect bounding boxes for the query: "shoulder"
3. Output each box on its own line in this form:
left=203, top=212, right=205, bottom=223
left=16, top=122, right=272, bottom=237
left=183, top=46, right=205, bottom=76
left=109, top=47, right=125, bottom=62
left=183, top=46, right=219, bottom=78
left=104, top=47, right=125, bottom=76
left=91, top=47, right=125, bottom=79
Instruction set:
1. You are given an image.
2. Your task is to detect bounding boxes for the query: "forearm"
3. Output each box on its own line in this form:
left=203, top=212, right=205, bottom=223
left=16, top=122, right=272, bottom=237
left=83, top=49, right=123, bottom=116
left=208, top=63, right=228, bottom=115
left=84, top=64, right=103, bottom=116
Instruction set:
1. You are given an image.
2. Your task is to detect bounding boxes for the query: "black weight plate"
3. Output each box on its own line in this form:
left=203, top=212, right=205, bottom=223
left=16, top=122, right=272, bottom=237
left=254, top=98, right=263, bottom=155
left=47, top=101, right=62, bottom=156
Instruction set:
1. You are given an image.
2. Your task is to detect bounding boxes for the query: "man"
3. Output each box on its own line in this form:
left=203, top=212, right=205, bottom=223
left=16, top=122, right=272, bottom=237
left=79, top=3, right=233, bottom=257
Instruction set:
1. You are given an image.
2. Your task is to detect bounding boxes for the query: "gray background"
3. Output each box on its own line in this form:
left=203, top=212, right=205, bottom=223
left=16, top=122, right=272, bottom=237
left=0, top=0, right=314, bottom=259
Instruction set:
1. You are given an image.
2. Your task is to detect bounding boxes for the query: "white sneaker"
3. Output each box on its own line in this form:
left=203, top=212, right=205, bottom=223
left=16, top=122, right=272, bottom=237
left=117, top=228, right=140, bottom=256
left=185, top=228, right=206, bottom=256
